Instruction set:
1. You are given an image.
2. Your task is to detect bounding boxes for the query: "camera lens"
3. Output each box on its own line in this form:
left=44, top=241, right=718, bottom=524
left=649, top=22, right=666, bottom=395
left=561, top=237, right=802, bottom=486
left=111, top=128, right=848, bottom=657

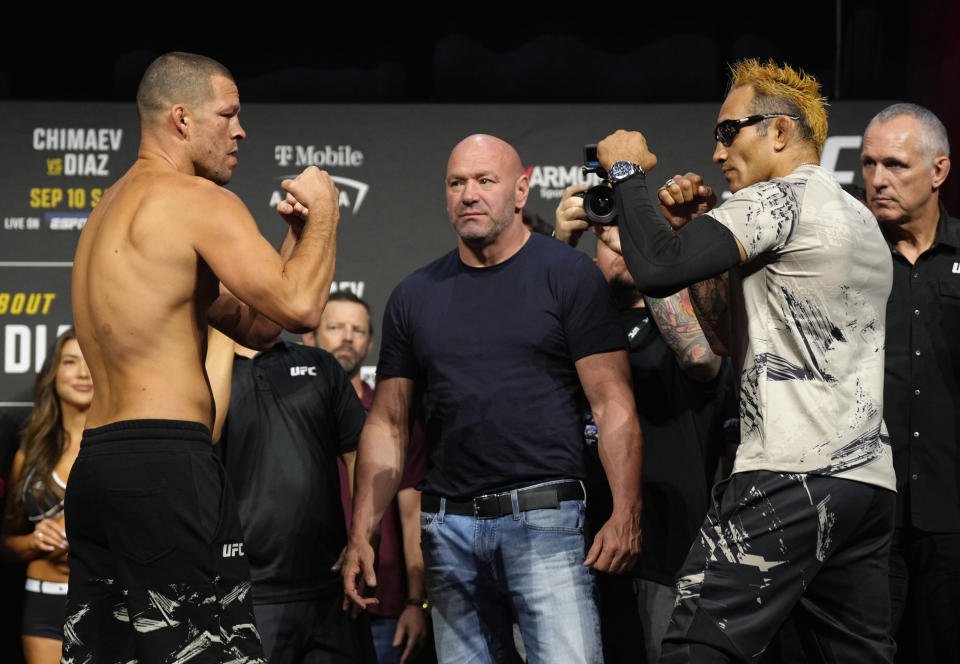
left=583, top=186, right=617, bottom=225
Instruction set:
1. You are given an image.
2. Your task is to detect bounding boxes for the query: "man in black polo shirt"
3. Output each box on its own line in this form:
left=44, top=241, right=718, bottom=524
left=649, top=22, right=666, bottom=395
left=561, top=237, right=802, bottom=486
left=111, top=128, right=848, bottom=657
left=217, top=340, right=375, bottom=663
left=861, top=102, right=958, bottom=662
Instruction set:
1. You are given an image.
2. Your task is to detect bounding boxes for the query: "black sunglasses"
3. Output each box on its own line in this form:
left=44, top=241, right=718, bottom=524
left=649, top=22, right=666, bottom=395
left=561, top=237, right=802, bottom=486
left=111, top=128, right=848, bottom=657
left=714, top=114, right=801, bottom=146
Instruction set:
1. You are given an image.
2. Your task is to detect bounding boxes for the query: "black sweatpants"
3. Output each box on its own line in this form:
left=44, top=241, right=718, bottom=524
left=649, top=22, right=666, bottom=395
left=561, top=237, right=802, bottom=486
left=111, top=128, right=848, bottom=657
left=62, top=419, right=264, bottom=663
left=660, top=471, right=896, bottom=664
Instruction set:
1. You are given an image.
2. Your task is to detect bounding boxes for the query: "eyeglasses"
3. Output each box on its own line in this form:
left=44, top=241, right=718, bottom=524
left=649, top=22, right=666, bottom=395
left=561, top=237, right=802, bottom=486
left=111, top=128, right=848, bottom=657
left=714, top=114, right=801, bottom=146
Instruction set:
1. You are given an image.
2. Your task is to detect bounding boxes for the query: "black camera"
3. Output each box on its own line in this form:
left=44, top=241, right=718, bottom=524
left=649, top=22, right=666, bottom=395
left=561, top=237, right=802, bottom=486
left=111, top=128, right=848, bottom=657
left=576, top=144, right=617, bottom=225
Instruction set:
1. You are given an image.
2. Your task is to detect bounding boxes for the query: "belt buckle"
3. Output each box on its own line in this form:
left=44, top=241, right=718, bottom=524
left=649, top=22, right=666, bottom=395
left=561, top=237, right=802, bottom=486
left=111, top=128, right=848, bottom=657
left=472, top=493, right=486, bottom=518
left=473, top=492, right=497, bottom=518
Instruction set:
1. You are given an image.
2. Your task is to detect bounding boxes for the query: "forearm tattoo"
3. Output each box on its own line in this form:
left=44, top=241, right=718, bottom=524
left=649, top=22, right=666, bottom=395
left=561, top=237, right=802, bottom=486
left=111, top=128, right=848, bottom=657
left=687, top=274, right=731, bottom=356
left=644, top=288, right=721, bottom=369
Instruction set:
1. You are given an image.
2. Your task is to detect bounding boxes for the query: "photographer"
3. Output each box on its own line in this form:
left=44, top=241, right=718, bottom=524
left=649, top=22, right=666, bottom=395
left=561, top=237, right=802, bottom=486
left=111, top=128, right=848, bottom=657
left=555, top=186, right=730, bottom=663
left=590, top=59, right=897, bottom=663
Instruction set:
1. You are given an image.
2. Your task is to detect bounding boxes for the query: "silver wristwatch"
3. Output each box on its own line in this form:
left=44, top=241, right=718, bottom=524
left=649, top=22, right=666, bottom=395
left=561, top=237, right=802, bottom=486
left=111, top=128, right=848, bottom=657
left=608, top=161, right=645, bottom=184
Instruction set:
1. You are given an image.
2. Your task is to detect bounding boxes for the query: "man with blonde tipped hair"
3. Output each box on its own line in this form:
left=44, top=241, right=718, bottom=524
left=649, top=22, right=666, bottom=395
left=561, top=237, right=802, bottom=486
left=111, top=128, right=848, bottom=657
left=66, top=51, right=341, bottom=662
left=595, top=60, right=896, bottom=662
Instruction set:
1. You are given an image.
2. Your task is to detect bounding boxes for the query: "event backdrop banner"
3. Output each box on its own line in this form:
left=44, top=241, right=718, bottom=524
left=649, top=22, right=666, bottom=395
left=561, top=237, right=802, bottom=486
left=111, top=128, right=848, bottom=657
left=0, top=100, right=887, bottom=412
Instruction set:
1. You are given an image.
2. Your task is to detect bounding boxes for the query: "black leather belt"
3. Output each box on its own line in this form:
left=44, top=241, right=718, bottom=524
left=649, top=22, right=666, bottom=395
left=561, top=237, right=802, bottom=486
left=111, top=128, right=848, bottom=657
left=421, top=480, right=584, bottom=519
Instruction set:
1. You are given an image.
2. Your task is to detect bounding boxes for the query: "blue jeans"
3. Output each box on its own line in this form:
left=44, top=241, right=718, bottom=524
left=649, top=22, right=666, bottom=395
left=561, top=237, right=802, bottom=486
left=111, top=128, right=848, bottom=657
left=420, top=481, right=603, bottom=664
left=370, top=616, right=400, bottom=664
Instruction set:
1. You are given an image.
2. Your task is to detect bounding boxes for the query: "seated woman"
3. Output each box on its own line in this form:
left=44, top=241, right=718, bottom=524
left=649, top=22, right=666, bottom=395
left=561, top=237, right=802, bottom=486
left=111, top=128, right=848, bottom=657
left=1, top=329, right=92, bottom=664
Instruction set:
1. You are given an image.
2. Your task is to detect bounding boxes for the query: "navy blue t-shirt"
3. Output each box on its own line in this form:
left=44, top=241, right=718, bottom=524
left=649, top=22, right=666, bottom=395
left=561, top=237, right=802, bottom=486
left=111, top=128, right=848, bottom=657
left=378, top=233, right=626, bottom=499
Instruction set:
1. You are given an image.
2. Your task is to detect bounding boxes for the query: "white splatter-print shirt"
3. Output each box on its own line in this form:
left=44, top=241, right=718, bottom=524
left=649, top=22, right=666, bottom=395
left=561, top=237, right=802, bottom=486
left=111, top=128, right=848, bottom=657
left=710, top=164, right=896, bottom=491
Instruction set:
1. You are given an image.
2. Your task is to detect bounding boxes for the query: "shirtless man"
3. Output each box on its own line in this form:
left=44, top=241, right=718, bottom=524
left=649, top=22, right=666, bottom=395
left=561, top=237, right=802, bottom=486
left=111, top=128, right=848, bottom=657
left=64, top=52, right=340, bottom=663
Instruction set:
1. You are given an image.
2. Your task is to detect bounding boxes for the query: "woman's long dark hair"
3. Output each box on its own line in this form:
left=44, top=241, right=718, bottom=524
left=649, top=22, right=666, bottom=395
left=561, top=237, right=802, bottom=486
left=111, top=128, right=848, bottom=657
left=7, top=328, right=76, bottom=519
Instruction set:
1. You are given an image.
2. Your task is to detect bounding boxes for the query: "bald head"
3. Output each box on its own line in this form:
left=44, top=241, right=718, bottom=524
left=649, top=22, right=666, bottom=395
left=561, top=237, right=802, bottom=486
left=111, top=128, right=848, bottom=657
left=448, top=134, right=524, bottom=179
left=136, top=52, right=234, bottom=126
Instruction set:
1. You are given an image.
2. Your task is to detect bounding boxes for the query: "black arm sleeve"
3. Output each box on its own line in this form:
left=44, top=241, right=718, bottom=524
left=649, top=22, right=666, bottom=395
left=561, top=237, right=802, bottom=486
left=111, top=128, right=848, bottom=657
left=614, top=173, right=742, bottom=298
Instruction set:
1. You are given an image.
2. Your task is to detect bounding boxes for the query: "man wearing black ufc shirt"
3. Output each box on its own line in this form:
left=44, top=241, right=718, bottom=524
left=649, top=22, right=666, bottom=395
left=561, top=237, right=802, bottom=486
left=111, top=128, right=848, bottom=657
left=218, top=340, right=374, bottom=663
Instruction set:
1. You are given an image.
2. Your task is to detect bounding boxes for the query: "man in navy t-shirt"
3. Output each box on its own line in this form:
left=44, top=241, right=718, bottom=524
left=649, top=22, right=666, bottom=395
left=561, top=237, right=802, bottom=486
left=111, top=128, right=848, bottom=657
left=341, top=134, right=644, bottom=664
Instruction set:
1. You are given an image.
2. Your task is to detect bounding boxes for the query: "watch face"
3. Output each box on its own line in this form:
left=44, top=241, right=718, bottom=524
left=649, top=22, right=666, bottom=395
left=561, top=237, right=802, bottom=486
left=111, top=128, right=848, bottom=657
left=610, top=161, right=635, bottom=181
